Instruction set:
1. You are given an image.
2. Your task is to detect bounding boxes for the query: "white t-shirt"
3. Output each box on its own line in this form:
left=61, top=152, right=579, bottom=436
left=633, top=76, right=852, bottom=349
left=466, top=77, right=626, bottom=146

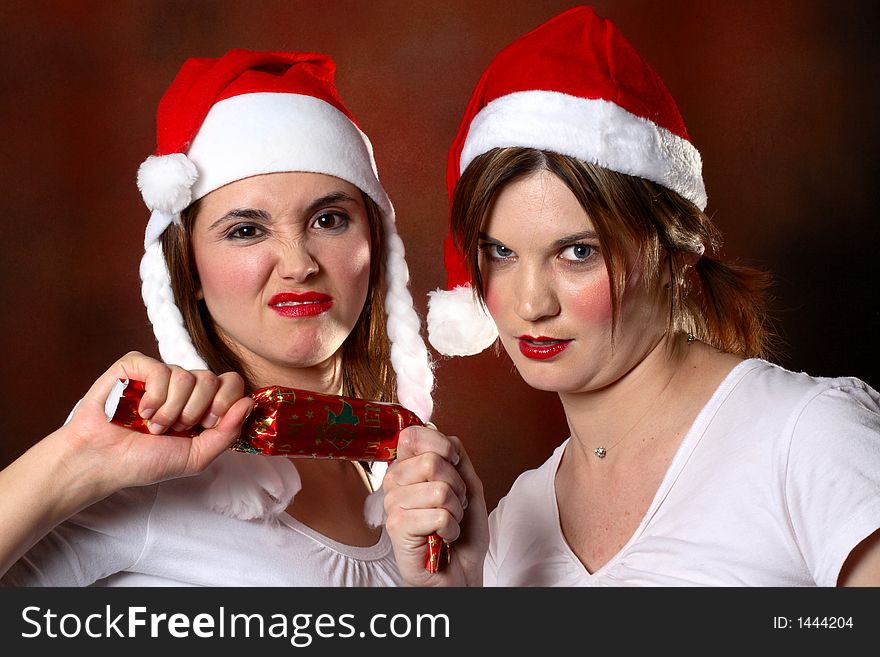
left=3, top=453, right=403, bottom=587
left=485, top=359, right=880, bottom=586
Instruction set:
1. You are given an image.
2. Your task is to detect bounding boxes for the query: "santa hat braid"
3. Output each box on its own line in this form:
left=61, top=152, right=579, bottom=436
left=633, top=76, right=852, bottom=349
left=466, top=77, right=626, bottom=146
left=139, top=241, right=208, bottom=370
left=427, top=6, right=707, bottom=357
left=383, top=225, right=434, bottom=421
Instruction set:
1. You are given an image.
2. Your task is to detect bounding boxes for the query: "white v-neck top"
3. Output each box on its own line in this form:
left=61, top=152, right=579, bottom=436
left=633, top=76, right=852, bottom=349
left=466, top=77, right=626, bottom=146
left=484, top=360, right=880, bottom=586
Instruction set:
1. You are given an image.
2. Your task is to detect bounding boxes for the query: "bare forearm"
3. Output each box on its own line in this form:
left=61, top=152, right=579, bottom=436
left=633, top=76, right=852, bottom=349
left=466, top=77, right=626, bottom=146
left=0, top=428, right=105, bottom=577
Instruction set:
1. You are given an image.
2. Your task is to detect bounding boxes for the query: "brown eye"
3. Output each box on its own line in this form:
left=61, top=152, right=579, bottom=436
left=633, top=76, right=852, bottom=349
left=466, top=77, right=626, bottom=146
left=227, top=224, right=261, bottom=239
left=312, top=213, right=349, bottom=230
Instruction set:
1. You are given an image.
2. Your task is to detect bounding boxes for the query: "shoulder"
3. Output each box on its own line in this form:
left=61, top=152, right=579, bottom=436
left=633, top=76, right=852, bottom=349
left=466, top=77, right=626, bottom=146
left=486, top=441, right=579, bottom=586
left=781, top=368, right=880, bottom=461
left=729, top=360, right=880, bottom=481
left=490, top=441, right=566, bottom=528
left=693, top=359, right=880, bottom=473
left=723, top=359, right=880, bottom=421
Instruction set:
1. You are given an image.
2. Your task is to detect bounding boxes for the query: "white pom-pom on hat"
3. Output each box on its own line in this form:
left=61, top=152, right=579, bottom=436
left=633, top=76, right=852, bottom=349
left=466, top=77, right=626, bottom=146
left=427, top=285, right=498, bottom=356
left=137, top=153, right=198, bottom=217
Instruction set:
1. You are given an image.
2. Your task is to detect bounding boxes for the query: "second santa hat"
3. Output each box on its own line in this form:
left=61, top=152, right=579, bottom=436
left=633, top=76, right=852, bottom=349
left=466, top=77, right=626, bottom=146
left=427, top=6, right=707, bottom=357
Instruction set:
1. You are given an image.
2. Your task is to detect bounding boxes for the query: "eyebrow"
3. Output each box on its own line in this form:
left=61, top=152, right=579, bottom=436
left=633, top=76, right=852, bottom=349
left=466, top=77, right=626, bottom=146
left=208, top=191, right=359, bottom=232
left=305, top=191, right=359, bottom=216
left=551, top=231, right=598, bottom=248
left=478, top=230, right=597, bottom=246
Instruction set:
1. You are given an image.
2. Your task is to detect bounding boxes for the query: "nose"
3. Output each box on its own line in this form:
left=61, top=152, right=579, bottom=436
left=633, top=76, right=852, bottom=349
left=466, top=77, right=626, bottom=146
left=514, top=263, right=560, bottom=323
left=276, top=241, right=319, bottom=282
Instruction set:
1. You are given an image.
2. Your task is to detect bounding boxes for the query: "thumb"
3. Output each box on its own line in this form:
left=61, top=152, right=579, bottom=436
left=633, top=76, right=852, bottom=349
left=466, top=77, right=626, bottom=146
left=186, top=396, right=254, bottom=472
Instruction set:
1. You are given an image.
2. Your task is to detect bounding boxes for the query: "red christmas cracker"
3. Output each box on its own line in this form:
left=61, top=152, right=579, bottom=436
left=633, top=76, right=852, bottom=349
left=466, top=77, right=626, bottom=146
left=105, top=379, right=452, bottom=573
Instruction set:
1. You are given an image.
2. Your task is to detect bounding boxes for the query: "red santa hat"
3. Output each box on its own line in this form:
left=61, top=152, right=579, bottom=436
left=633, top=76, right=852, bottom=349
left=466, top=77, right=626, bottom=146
left=137, top=49, right=433, bottom=423
left=427, top=6, right=707, bottom=357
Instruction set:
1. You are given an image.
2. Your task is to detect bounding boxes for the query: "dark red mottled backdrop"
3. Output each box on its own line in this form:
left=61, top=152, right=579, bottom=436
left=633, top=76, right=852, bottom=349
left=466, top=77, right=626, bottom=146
left=0, top=1, right=877, bottom=510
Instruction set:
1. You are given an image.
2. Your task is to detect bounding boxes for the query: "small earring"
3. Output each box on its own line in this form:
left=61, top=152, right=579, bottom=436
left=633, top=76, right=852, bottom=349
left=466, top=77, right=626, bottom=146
left=687, top=332, right=695, bottom=344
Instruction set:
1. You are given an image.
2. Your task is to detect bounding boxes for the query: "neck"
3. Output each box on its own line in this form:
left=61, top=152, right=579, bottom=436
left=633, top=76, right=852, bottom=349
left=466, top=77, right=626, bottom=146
left=558, top=332, right=689, bottom=461
left=241, top=351, right=344, bottom=395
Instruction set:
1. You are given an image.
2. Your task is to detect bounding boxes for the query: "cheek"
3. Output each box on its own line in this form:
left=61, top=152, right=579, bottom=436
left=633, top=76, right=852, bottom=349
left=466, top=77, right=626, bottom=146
left=348, top=242, right=372, bottom=285
left=325, top=239, right=372, bottom=303
left=482, top=275, right=505, bottom=320
left=195, top=247, right=266, bottom=303
left=341, top=243, right=371, bottom=283
left=565, top=277, right=613, bottom=324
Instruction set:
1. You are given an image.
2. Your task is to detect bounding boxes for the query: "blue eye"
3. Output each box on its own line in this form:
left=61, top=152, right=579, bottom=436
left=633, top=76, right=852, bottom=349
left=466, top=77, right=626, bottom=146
left=312, top=213, right=349, bottom=230
left=560, top=244, right=594, bottom=261
left=479, top=242, right=514, bottom=259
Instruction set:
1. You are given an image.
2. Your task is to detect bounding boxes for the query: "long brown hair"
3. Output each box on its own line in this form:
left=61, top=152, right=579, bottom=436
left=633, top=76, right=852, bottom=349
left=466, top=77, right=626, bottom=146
left=452, top=147, right=776, bottom=359
left=160, top=192, right=395, bottom=401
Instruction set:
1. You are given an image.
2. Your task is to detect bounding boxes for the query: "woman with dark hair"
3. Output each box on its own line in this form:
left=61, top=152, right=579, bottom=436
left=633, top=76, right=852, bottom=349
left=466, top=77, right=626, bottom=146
left=383, top=6, right=880, bottom=586
left=1, top=49, right=433, bottom=586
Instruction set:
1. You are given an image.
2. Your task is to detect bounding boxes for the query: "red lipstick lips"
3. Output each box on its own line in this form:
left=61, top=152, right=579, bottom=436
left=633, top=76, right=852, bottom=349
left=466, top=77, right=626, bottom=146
left=517, top=335, right=572, bottom=360
left=269, top=291, right=334, bottom=318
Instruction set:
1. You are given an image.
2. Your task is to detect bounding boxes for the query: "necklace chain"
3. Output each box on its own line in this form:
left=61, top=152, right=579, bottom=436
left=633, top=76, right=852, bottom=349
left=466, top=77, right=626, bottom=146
left=592, top=387, right=661, bottom=459
left=592, top=336, right=692, bottom=459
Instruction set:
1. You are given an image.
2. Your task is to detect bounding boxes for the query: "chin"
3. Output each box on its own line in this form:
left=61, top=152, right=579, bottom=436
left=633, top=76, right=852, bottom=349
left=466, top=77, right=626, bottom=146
left=515, top=368, right=572, bottom=394
left=262, top=343, right=335, bottom=371
left=285, top=348, right=339, bottom=368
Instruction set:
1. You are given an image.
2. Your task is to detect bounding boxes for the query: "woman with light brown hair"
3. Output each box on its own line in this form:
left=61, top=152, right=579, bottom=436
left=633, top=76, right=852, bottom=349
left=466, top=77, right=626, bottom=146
left=383, top=6, right=880, bottom=587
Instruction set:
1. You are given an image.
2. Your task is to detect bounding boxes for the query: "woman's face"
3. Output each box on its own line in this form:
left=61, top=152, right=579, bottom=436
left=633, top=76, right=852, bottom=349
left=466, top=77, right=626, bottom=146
left=191, top=171, right=372, bottom=380
left=479, top=170, right=668, bottom=394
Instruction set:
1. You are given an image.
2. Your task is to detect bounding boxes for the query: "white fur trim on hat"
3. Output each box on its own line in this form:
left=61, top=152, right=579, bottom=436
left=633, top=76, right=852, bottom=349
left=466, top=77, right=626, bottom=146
left=186, top=93, right=392, bottom=217
left=461, top=90, right=707, bottom=210
left=427, top=285, right=498, bottom=356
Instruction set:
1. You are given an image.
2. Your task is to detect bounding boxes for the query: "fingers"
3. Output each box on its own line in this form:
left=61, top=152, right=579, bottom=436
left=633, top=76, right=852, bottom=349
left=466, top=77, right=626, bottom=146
left=397, top=426, right=461, bottom=464
left=385, top=507, right=463, bottom=544
left=383, top=426, right=472, bottom=549
left=446, top=438, right=485, bottom=506
left=83, top=351, right=246, bottom=436
left=201, top=372, right=246, bottom=429
left=81, top=350, right=154, bottom=407
left=385, top=448, right=467, bottom=509
left=386, top=478, right=466, bottom=524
